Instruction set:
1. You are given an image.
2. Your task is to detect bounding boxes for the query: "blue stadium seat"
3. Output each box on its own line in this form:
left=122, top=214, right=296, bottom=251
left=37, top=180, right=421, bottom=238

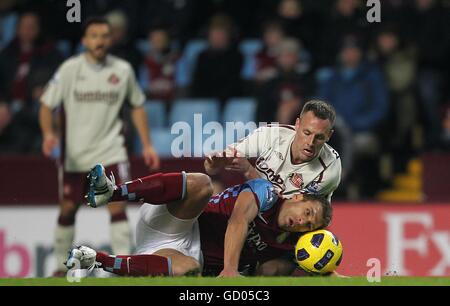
left=134, top=127, right=175, bottom=157
left=136, top=39, right=151, bottom=56
left=169, top=99, right=221, bottom=157
left=223, top=97, right=257, bottom=124
left=315, top=67, right=334, bottom=84
left=239, top=39, right=263, bottom=80
left=56, top=40, right=72, bottom=58
left=222, top=97, right=258, bottom=145
left=75, top=43, right=85, bottom=54
left=176, top=40, right=208, bottom=87
left=0, top=13, right=18, bottom=50
left=169, top=98, right=220, bottom=127
left=144, top=100, right=166, bottom=129
left=138, top=63, right=150, bottom=91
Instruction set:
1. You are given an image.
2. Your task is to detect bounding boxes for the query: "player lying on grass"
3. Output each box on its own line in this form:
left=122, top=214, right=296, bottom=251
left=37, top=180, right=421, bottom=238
left=66, top=164, right=332, bottom=277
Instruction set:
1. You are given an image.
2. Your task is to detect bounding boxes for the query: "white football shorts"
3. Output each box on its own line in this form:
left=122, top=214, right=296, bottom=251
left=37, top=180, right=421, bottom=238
left=135, top=203, right=203, bottom=266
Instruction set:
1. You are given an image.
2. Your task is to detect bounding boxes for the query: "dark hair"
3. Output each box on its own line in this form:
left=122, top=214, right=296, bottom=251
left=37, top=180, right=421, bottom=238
left=82, top=16, right=111, bottom=36
left=300, top=100, right=336, bottom=128
left=302, top=193, right=333, bottom=228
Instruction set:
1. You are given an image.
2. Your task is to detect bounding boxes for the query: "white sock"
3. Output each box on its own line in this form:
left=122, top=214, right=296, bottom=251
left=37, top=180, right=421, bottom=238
left=110, top=220, right=132, bottom=254
left=54, top=225, right=75, bottom=272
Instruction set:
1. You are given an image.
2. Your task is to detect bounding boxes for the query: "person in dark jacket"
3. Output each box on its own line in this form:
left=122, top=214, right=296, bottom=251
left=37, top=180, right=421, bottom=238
left=317, top=36, right=389, bottom=198
left=190, top=15, right=243, bottom=105
left=257, top=38, right=311, bottom=125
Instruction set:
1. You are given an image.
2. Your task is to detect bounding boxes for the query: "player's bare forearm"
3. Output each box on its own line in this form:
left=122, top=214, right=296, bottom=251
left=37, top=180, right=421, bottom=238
left=39, top=103, right=59, bottom=157
left=223, top=220, right=248, bottom=272
left=131, top=106, right=152, bottom=147
left=222, top=192, right=259, bottom=274
left=39, top=103, right=54, bottom=137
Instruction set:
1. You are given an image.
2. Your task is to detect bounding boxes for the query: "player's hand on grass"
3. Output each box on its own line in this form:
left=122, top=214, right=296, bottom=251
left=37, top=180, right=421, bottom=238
left=218, top=268, right=243, bottom=278
left=142, top=144, right=160, bottom=171
left=330, top=271, right=350, bottom=278
left=42, top=132, right=59, bottom=157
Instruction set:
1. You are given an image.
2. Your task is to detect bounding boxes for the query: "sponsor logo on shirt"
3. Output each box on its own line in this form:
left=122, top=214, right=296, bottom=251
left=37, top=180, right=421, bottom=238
left=255, top=157, right=284, bottom=188
left=247, top=222, right=268, bottom=252
left=73, top=90, right=120, bottom=104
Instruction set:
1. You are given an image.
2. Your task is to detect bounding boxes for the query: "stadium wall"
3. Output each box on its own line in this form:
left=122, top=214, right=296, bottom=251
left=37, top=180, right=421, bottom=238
left=1, top=205, right=449, bottom=278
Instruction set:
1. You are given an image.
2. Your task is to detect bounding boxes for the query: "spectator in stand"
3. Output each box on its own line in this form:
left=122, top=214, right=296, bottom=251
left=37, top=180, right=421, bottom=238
left=0, top=11, right=62, bottom=154
left=0, top=11, right=62, bottom=109
left=254, top=21, right=285, bottom=83
left=370, top=25, right=418, bottom=174
left=317, top=0, right=368, bottom=67
left=143, top=26, right=180, bottom=103
left=317, top=35, right=389, bottom=198
left=257, top=38, right=311, bottom=125
left=105, top=10, right=142, bottom=74
left=441, top=104, right=450, bottom=151
left=409, top=0, right=449, bottom=148
left=138, top=0, right=196, bottom=47
left=190, top=15, right=243, bottom=105
left=274, top=0, right=316, bottom=53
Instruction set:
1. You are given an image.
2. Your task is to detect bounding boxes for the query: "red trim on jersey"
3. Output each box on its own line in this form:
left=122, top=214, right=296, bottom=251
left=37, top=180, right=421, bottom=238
left=267, top=124, right=295, bottom=131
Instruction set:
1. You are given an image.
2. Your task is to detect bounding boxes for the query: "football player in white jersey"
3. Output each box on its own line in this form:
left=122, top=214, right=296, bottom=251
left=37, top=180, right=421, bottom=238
left=205, top=100, right=342, bottom=275
left=39, top=17, right=160, bottom=276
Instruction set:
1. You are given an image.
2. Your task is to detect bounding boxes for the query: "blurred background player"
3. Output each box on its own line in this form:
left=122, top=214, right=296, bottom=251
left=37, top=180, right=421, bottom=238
left=39, top=17, right=160, bottom=275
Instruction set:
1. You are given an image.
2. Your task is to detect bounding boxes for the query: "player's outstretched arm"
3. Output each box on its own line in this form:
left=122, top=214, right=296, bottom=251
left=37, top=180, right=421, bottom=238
left=219, top=191, right=259, bottom=277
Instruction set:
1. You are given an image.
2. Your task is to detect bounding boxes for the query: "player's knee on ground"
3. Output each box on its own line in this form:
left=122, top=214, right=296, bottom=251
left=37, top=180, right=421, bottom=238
left=186, top=173, right=213, bottom=203
left=153, top=249, right=201, bottom=276
left=171, top=256, right=201, bottom=276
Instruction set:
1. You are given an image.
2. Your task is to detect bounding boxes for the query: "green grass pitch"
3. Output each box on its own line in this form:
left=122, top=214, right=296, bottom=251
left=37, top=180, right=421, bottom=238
left=1, top=277, right=449, bottom=286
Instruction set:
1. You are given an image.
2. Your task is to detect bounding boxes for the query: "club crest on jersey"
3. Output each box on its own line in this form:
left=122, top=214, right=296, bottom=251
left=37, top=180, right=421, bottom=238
left=108, top=73, right=120, bottom=85
left=289, top=173, right=304, bottom=189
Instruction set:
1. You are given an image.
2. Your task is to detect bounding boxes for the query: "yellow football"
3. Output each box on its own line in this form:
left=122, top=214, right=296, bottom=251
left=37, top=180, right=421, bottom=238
left=295, top=229, right=343, bottom=275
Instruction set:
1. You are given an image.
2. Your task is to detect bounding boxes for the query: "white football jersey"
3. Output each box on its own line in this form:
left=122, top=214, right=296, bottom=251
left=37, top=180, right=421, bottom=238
left=41, top=54, right=145, bottom=172
left=229, top=125, right=342, bottom=201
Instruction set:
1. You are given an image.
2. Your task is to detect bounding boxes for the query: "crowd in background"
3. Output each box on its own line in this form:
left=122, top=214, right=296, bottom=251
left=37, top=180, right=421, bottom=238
left=0, top=0, right=449, bottom=199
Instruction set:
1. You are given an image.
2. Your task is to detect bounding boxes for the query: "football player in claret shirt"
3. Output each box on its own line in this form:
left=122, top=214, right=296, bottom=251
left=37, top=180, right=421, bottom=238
left=66, top=164, right=332, bottom=277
